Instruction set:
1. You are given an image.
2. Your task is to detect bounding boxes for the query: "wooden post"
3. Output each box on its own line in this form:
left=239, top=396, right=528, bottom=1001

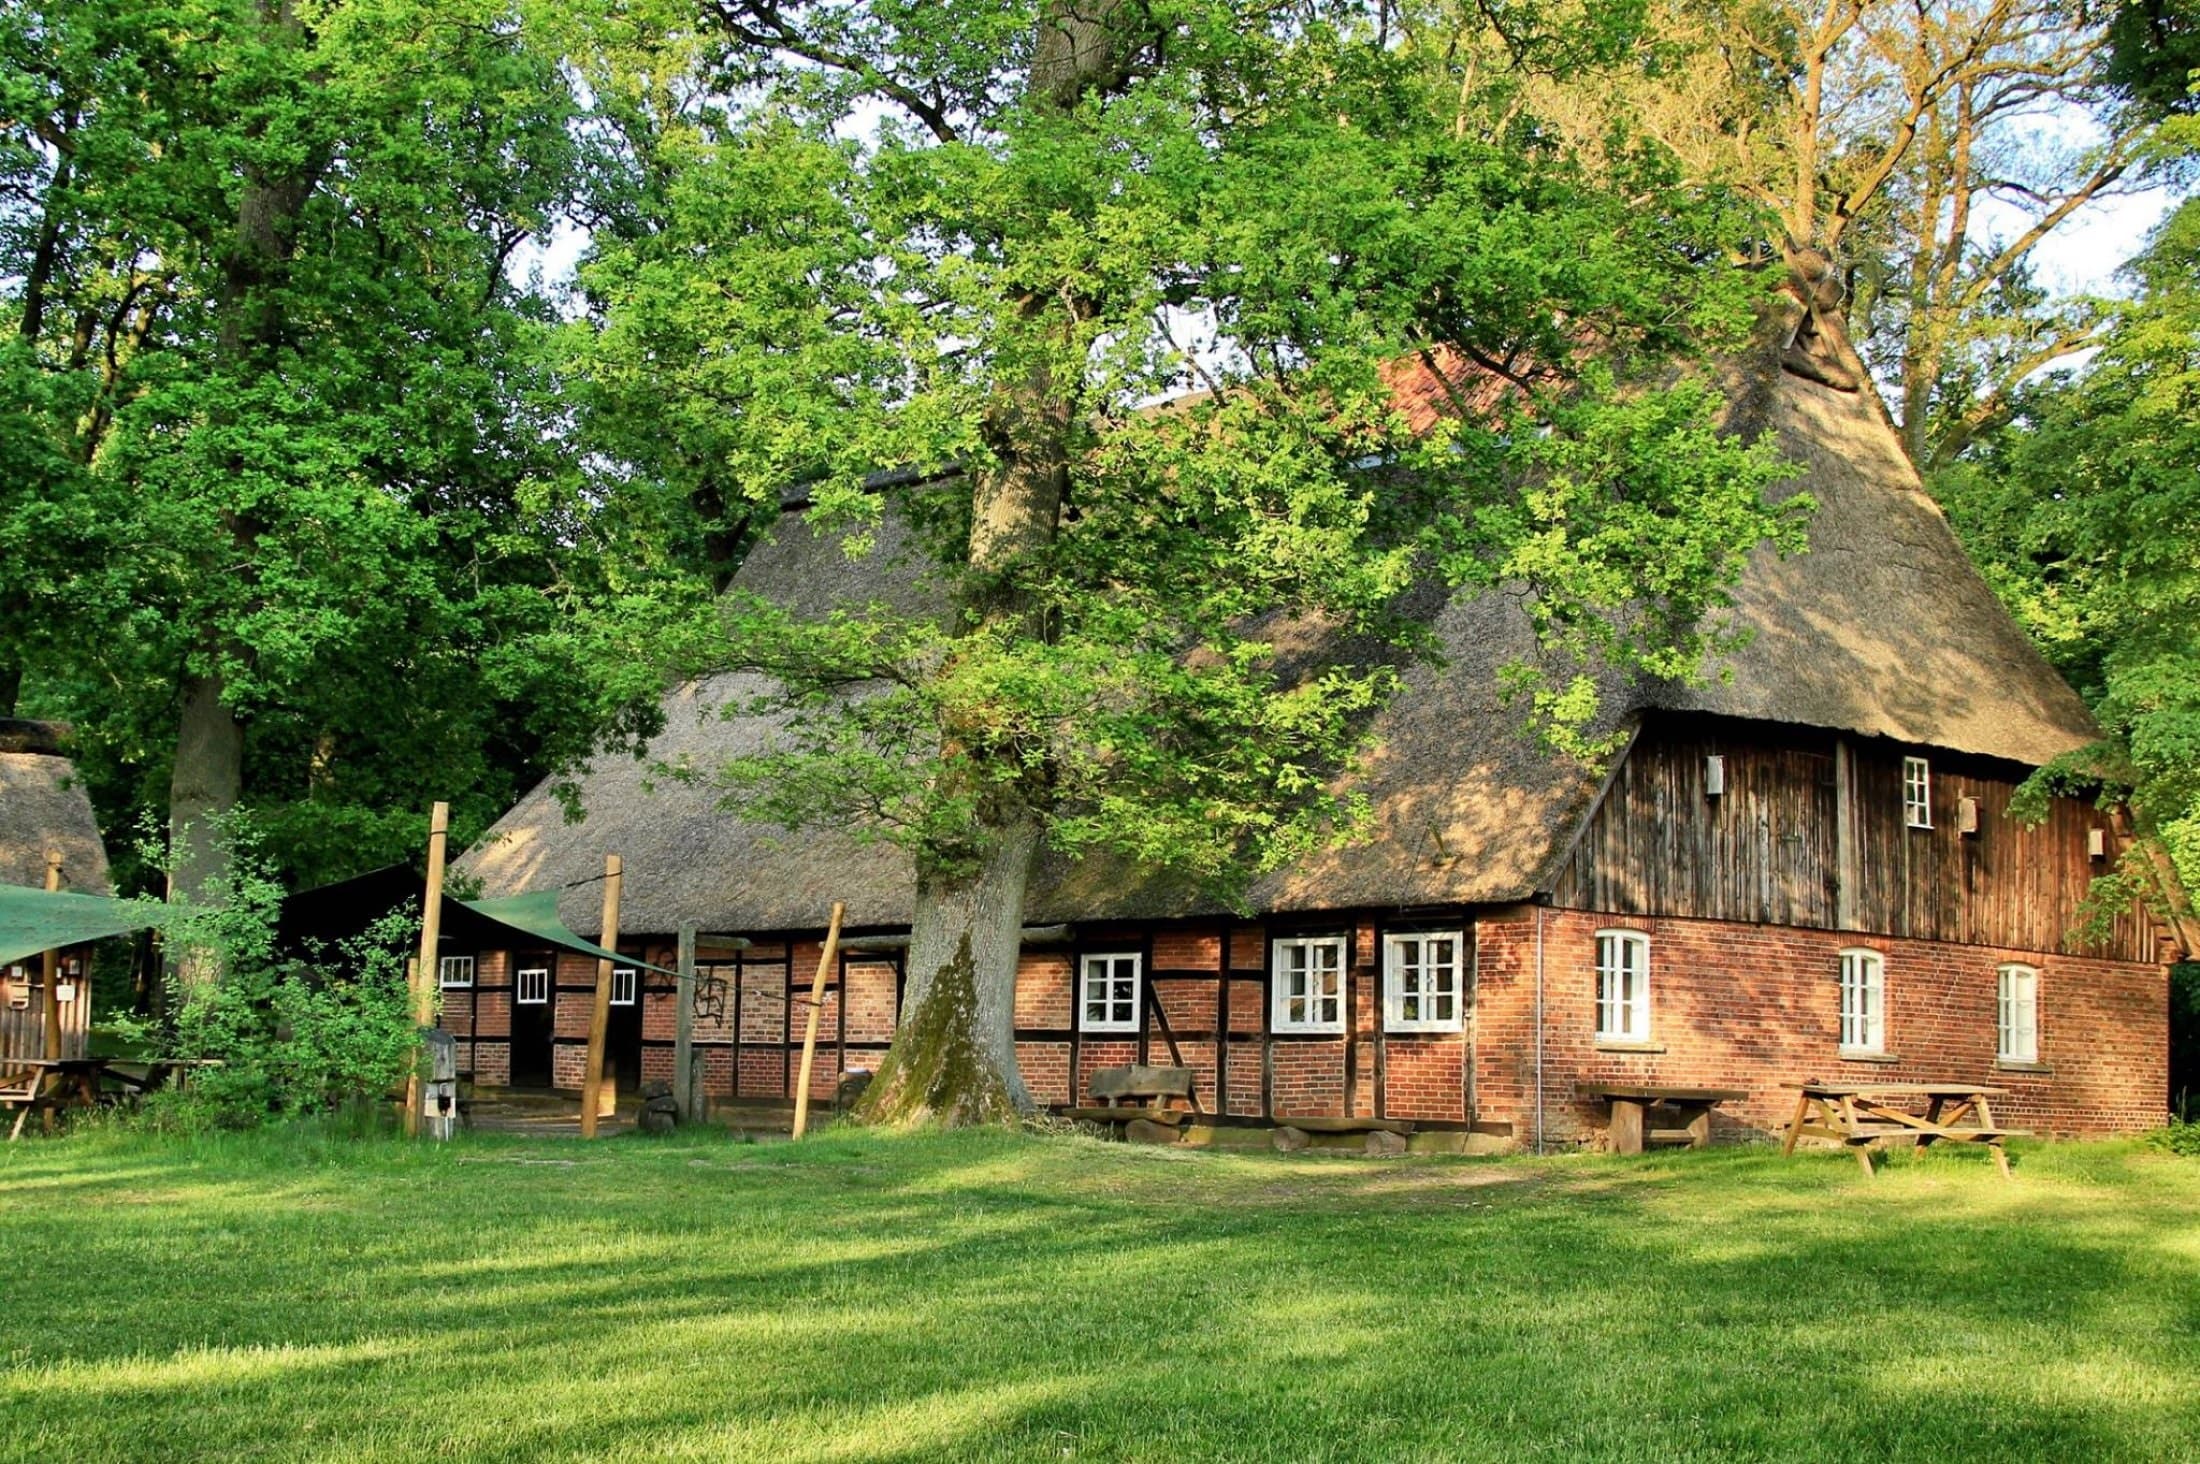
left=39, top=853, right=62, bottom=1133
left=579, top=853, right=623, bottom=1139
left=405, top=802, right=449, bottom=1139
left=791, top=903, right=845, bottom=1140
left=674, top=924, right=697, bottom=1124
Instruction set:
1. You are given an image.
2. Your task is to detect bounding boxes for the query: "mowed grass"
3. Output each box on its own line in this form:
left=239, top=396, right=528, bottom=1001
left=2, top=1128, right=2197, bottom=1463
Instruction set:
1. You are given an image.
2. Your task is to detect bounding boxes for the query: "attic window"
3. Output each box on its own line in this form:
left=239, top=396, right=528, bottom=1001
left=438, top=956, right=475, bottom=990
left=1902, top=757, right=1932, bottom=828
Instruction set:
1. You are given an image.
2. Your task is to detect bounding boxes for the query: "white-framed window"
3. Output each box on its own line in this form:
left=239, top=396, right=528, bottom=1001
left=1594, top=930, right=1651, bottom=1044
left=1383, top=932, right=1464, bottom=1033
left=515, top=966, right=550, bottom=1005
left=1903, top=756, right=1932, bottom=828
left=610, top=967, right=638, bottom=1007
left=438, top=955, right=475, bottom=990
left=1078, top=952, right=1142, bottom=1034
left=1997, top=963, right=2040, bottom=1062
left=1272, top=935, right=1347, bottom=1034
left=1838, top=948, right=1886, bottom=1054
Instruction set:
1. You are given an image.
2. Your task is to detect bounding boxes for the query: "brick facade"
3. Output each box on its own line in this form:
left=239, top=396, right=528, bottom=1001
left=442, top=911, right=2164, bottom=1140
left=1472, top=905, right=2167, bottom=1142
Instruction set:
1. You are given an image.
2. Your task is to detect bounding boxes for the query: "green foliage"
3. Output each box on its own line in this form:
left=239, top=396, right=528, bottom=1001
left=577, top=2, right=1804, bottom=898
left=110, top=817, right=418, bottom=1130
left=1937, top=197, right=2200, bottom=898
left=0, top=0, right=714, bottom=892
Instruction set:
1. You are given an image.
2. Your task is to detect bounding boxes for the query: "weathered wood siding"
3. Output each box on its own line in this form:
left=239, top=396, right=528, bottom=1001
left=1550, top=715, right=2156, bottom=963
left=0, top=950, right=91, bottom=1064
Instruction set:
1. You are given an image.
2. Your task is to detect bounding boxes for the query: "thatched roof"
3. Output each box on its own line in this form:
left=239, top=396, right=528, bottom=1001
left=460, top=321, right=2096, bottom=936
left=0, top=722, right=113, bottom=897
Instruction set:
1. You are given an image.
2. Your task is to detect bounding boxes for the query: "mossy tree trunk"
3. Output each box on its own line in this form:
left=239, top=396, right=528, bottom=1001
left=854, top=2, right=1145, bottom=1127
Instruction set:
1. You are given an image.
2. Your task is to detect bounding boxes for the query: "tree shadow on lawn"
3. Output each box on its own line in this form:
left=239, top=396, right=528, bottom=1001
left=1, top=1132, right=2195, bottom=1461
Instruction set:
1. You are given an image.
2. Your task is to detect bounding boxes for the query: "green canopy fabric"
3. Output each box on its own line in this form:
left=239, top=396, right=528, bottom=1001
left=457, top=890, right=678, bottom=977
left=0, top=884, right=158, bottom=968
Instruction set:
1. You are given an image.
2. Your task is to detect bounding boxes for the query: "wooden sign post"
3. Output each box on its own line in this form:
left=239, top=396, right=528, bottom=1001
left=673, top=924, right=698, bottom=1125
left=579, top=853, right=623, bottom=1139
left=39, top=852, right=62, bottom=1134
left=791, top=902, right=845, bottom=1140
left=405, top=802, right=449, bottom=1139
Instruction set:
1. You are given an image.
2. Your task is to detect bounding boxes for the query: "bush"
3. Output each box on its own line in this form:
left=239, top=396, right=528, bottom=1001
left=2149, top=1121, right=2200, bottom=1158
left=115, top=818, right=420, bottom=1131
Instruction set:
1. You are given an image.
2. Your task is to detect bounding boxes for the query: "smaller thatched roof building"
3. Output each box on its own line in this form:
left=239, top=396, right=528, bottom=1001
left=0, top=721, right=111, bottom=897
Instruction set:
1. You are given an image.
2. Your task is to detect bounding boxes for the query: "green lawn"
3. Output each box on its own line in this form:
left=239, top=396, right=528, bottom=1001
left=2, top=1127, right=2196, bottom=1463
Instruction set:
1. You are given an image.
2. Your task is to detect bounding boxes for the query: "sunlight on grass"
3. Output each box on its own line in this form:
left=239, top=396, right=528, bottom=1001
left=0, top=1129, right=2195, bottom=1462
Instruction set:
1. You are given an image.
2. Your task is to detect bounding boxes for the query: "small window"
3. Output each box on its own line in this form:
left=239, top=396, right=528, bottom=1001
left=1079, top=953, right=1141, bottom=1033
left=1594, top=930, right=1651, bottom=1044
left=515, top=967, right=550, bottom=1005
left=1903, top=756, right=1932, bottom=828
left=1997, top=964, right=2039, bottom=1062
left=1272, top=935, right=1347, bottom=1034
left=1838, top=949, right=1885, bottom=1054
left=438, top=955, right=475, bottom=990
left=610, top=967, right=638, bottom=1007
left=1384, top=932, right=1464, bottom=1033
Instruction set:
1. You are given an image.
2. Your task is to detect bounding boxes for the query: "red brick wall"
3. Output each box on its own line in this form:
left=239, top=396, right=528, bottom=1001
left=1472, top=905, right=2168, bottom=1143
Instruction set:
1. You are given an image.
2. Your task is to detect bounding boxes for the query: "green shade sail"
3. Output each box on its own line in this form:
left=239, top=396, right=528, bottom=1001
left=0, top=884, right=158, bottom=968
left=455, top=890, right=678, bottom=977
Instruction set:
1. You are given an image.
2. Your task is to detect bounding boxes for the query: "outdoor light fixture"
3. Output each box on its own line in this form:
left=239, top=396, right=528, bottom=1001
left=2089, top=828, right=2108, bottom=860
left=1956, top=796, right=1981, bottom=836
left=1705, top=755, right=1726, bottom=797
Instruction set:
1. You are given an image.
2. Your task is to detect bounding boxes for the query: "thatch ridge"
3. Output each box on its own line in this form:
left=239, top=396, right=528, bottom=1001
left=460, top=338, right=2097, bottom=937
left=0, top=725, right=114, bottom=897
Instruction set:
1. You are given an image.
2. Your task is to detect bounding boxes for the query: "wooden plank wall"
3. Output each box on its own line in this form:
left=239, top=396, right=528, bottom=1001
left=1550, top=716, right=2154, bottom=963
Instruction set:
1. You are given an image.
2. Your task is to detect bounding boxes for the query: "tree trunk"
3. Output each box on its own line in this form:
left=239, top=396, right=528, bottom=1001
left=167, top=667, right=244, bottom=985
left=855, top=817, right=1041, bottom=1126
left=851, top=0, right=1149, bottom=1127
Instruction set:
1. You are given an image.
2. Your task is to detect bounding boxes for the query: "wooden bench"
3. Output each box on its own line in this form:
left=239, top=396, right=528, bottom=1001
left=1577, top=1084, right=1746, bottom=1155
left=1064, top=1064, right=1196, bottom=1142
left=1782, top=1082, right=2027, bottom=1177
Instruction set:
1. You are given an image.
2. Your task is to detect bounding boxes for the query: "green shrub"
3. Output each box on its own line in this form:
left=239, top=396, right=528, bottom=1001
left=2148, top=1120, right=2200, bottom=1158
left=114, top=818, right=420, bottom=1132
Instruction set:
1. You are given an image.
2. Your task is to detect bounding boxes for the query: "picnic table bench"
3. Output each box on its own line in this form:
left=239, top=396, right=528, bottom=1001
left=1065, top=1064, right=1197, bottom=1142
left=1781, top=1081, right=2025, bottom=1177
left=1577, top=1084, right=1746, bottom=1154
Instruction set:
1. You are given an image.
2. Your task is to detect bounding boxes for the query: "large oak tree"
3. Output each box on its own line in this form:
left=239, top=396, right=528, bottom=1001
left=568, top=1, right=1806, bottom=1123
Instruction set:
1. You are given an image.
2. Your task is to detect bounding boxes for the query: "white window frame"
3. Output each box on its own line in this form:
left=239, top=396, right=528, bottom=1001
left=1271, top=935, right=1348, bottom=1034
left=1594, top=929, right=1652, bottom=1044
left=1997, top=963, right=2040, bottom=1063
left=515, top=966, right=550, bottom=1006
left=438, top=955, right=475, bottom=990
left=610, top=966, right=638, bottom=1007
left=1903, top=756, right=1933, bottom=828
left=1838, top=948, right=1886, bottom=1054
left=1383, top=931, right=1465, bottom=1033
left=1078, top=952, right=1142, bottom=1034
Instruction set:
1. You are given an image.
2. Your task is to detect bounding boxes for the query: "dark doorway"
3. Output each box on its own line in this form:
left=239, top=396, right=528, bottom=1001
left=510, top=957, right=555, bottom=1089
left=607, top=963, right=645, bottom=1094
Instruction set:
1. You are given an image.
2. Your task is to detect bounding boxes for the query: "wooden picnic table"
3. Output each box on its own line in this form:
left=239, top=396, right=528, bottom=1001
left=1578, top=1084, right=1746, bottom=1155
left=2, top=1056, right=210, bottom=1139
left=1780, top=1081, right=2024, bottom=1177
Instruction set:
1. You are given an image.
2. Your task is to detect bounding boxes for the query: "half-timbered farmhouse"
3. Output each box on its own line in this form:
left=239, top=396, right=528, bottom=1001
left=0, top=721, right=111, bottom=1066
left=447, top=324, right=2175, bottom=1147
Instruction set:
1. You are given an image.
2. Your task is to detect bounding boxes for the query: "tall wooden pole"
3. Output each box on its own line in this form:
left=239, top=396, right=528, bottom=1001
left=39, top=852, right=62, bottom=1134
left=405, top=802, right=449, bottom=1139
left=579, top=853, right=622, bottom=1139
left=673, top=924, right=698, bottom=1125
left=791, top=902, right=845, bottom=1140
